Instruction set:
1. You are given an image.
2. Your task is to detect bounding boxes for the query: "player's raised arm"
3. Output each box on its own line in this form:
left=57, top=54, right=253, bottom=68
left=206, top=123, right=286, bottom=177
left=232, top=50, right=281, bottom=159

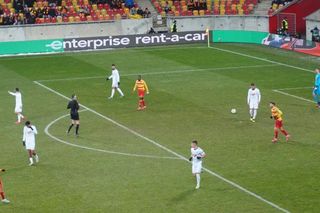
left=8, top=91, right=15, bottom=96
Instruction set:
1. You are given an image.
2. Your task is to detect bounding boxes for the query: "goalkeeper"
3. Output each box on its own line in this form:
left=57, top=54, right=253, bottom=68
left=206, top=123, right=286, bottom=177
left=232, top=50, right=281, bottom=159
left=313, top=68, right=320, bottom=108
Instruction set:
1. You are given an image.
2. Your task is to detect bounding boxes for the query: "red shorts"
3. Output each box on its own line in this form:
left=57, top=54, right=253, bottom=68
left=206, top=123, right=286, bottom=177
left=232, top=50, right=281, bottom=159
left=138, top=90, right=145, bottom=98
left=275, top=120, right=283, bottom=128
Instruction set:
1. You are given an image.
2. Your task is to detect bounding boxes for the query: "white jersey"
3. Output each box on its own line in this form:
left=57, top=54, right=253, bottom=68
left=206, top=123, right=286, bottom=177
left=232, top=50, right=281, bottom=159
left=9, top=91, right=22, bottom=107
left=108, top=69, right=120, bottom=87
left=23, top=125, right=37, bottom=150
left=247, top=88, right=261, bottom=109
left=191, top=147, right=205, bottom=174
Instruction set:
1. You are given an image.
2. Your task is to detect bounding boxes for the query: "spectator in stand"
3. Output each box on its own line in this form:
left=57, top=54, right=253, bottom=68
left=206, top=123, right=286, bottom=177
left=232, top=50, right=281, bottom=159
left=130, top=7, right=136, bottom=15
left=48, top=6, right=57, bottom=18
left=0, top=5, right=4, bottom=16
left=13, top=0, right=24, bottom=13
left=188, top=0, right=194, bottom=10
left=144, top=8, right=151, bottom=18
left=137, top=7, right=144, bottom=16
left=311, top=27, right=320, bottom=42
left=164, top=1, right=171, bottom=14
left=125, top=0, right=134, bottom=9
left=14, top=16, right=25, bottom=25
left=193, top=0, right=200, bottom=11
left=199, top=0, right=207, bottom=10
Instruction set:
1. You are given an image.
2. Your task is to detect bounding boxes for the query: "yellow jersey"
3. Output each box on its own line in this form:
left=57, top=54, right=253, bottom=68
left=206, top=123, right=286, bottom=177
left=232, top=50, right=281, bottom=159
left=271, top=106, right=283, bottom=121
left=133, top=80, right=149, bottom=93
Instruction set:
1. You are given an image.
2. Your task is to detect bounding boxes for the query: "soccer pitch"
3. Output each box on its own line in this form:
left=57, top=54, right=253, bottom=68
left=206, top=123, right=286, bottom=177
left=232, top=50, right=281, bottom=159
left=0, top=43, right=319, bottom=213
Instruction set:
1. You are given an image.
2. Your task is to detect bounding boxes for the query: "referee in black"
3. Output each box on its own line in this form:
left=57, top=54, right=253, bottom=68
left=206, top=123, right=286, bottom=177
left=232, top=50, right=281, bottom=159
left=67, top=94, right=80, bottom=136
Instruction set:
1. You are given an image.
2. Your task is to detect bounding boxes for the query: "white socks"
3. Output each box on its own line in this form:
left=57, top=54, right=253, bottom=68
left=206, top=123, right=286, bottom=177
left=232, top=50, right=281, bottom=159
left=17, top=113, right=24, bottom=122
left=253, top=109, right=257, bottom=119
left=196, top=174, right=200, bottom=187
left=110, top=89, right=115, bottom=98
left=117, top=88, right=124, bottom=96
left=29, top=157, right=33, bottom=164
left=110, top=88, right=124, bottom=98
left=249, top=109, right=257, bottom=119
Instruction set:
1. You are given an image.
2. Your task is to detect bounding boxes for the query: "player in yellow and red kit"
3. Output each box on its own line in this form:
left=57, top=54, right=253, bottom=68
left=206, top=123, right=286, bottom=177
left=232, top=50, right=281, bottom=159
left=133, top=75, right=149, bottom=110
left=270, top=102, right=290, bottom=143
left=0, top=168, right=10, bottom=204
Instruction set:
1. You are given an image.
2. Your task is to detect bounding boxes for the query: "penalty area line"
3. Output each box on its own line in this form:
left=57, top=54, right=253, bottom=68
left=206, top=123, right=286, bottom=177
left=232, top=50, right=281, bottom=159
left=34, top=80, right=290, bottom=213
left=45, top=111, right=180, bottom=160
left=273, top=89, right=315, bottom=104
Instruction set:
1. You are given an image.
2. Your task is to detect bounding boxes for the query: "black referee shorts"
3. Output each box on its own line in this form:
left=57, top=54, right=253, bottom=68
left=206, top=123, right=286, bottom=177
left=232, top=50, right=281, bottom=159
left=70, top=112, right=79, bottom=121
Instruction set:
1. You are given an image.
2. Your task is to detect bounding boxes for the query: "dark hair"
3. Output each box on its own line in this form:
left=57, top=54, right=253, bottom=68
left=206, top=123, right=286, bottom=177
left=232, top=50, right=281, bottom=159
left=270, top=102, right=276, bottom=105
left=15, top=88, right=19, bottom=91
left=71, top=94, right=76, bottom=99
left=25, top=121, right=31, bottom=126
left=251, top=83, right=255, bottom=86
left=192, top=140, right=198, bottom=145
left=112, top=64, right=115, bottom=66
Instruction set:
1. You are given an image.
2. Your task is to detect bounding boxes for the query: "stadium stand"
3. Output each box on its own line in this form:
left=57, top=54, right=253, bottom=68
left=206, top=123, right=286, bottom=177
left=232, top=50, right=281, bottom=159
left=151, top=0, right=258, bottom=17
left=268, top=0, right=293, bottom=15
left=0, top=0, right=149, bottom=25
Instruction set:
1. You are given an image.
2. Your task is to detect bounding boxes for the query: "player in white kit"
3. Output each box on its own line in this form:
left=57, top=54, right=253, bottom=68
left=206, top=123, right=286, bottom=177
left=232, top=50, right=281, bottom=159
left=189, top=140, right=206, bottom=189
left=8, top=88, right=25, bottom=124
left=106, top=64, right=124, bottom=99
left=247, top=83, right=261, bottom=122
left=22, top=121, right=39, bottom=166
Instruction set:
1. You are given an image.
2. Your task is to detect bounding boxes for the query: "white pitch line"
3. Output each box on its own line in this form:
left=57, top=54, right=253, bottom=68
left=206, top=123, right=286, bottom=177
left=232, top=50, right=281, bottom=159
left=209, top=46, right=313, bottom=73
left=34, top=80, right=290, bottom=213
left=276, top=87, right=312, bottom=91
left=273, top=89, right=315, bottom=104
left=36, top=64, right=279, bottom=82
left=45, top=111, right=180, bottom=160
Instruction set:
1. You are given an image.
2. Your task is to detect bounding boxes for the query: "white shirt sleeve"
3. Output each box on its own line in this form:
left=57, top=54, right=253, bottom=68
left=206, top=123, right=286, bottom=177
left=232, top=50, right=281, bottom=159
left=8, top=91, right=16, bottom=96
left=247, top=89, right=251, bottom=104
left=257, top=89, right=261, bottom=103
left=32, top=126, right=38, bottom=135
left=115, top=70, right=120, bottom=83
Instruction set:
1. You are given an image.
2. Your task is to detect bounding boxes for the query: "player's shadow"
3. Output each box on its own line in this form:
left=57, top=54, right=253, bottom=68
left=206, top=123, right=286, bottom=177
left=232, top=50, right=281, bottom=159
left=169, top=189, right=195, bottom=204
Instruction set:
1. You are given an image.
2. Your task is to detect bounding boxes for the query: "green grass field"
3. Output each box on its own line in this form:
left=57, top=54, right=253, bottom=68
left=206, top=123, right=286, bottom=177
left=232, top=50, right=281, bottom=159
left=0, top=43, right=319, bottom=213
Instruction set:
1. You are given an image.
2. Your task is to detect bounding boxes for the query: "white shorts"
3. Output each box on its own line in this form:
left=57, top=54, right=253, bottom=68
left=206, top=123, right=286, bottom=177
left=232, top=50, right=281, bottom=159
left=15, top=105, right=22, bottom=113
left=249, top=102, right=259, bottom=109
left=192, top=162, right=202, bottom=174
left=25, top=141, right=35, bottom=150
left=112, top=81, right=119, bottom=88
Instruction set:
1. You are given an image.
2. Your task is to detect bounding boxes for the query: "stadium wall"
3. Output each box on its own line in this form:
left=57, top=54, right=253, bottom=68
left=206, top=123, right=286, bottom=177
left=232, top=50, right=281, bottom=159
left=167, top=16, right=269, bottom=33
left=305, top=10, right=320, bottom=41
left=0, top=18, right=153, bottom=42
left=211, top=30, right=320, bottom=57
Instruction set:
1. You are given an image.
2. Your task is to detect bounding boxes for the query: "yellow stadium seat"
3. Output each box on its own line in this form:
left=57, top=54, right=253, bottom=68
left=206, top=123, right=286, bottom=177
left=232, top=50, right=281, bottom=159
left=92, top=4, right=97, bottom=11
left=57, top=16, right=63, bottom=23
left=193, top=10, right=199, bottom=16
left=199, top=10, right=205, bottom=16
left=115, top=13, right=121, bottom=20
left=182, top=5, right=187, bottom=11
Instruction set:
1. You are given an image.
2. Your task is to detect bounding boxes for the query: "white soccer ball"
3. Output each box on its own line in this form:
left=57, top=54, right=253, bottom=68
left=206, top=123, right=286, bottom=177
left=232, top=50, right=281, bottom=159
left=231, top=108, right=237, bottom=114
